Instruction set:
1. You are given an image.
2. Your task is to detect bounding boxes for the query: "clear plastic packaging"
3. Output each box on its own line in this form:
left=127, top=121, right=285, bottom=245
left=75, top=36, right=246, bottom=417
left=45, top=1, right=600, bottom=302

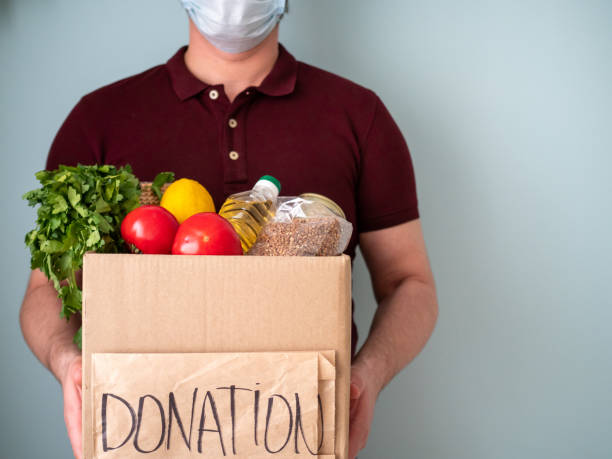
left=248, top=196, right=353, bottom=256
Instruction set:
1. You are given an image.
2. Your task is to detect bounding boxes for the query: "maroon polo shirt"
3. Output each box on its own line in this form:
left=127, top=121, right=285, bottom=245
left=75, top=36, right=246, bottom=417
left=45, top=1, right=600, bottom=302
left=46, top=44, right=419, bottom=357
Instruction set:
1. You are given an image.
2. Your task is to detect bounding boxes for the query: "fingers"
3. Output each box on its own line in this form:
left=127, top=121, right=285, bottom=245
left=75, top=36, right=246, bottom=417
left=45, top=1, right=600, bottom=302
left=350, top=377, right=362, bottom=420
left=350, top=381, right=362, bottom=400
left=350, top=392, right=360, bottom=421
left=72, top=359, right=82, bottom=384
left=63, top=362, right=83, bottom=459
left=349, top=366, right=373, bottom=459
left=72, top=358, right=82, bottom=398
left=348, top=404, right=370, bottom=459
left=350, top=366, right=365, bottom=399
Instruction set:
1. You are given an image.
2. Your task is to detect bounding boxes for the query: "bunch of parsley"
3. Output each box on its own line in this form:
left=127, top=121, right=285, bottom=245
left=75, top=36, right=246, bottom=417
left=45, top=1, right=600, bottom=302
left=23, top=164, right=142, bottom=348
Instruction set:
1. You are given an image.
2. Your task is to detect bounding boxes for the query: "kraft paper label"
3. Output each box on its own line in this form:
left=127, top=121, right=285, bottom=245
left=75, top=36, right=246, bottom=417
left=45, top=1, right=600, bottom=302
left=91, top=352, right=335, bottom=458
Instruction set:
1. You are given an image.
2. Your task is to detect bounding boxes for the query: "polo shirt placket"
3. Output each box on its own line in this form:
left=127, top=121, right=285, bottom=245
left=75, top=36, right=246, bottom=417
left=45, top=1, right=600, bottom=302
left=201, top=85, right=254, bottom=193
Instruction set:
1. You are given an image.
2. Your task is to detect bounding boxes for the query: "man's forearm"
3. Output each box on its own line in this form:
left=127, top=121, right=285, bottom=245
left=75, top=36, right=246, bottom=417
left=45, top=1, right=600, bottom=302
left=354, top=276, right=438, bottom=391
left=20, top=275, right=81, bottom=382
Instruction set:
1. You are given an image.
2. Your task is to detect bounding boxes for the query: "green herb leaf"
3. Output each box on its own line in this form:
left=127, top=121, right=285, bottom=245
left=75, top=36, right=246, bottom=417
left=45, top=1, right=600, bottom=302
left=95, top=197, right=111, bottom=213
left=41, top=240, right=63, bottom=254
left=73, top=327, right=82, bottom=350
left=67, top=186, right=81, bottom=207
left=86, top=228, right=101, bottom=247
left=72, top=327, right=83, bottom=350
left=23, top=164, right=144, bottom=345
left=51, top=195, right=68, bottom=214
left=151, top=171, right=175, bottom=199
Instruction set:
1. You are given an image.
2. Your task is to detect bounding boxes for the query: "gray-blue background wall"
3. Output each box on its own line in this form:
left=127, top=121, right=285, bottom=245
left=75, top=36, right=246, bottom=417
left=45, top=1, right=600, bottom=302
left=2, top=1, right=611, bottom=458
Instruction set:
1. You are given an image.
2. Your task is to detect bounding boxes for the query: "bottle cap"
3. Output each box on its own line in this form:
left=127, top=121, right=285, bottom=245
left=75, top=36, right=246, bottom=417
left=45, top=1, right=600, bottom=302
left=258, top=175, right=281, bottom=192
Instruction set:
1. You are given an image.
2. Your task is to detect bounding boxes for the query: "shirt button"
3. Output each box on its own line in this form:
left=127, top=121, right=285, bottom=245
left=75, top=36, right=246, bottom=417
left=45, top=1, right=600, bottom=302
left=209, top=89, right=219, bottom=100
left=228, top=118, right=238, bottom=128
left=229, top=151, right=239, bottom=160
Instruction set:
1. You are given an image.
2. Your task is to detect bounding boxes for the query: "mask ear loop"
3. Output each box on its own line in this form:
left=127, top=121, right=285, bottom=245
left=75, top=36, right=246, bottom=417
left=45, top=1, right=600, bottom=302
left=279, top=0, right=288, bottom=20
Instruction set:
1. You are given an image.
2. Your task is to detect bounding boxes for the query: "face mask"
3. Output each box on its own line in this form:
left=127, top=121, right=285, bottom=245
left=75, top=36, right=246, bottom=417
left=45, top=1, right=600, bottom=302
left=179, top=0, right=287, bottom=54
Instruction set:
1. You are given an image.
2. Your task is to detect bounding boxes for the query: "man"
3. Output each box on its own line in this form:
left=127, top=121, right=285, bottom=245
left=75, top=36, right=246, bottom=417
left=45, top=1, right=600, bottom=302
left=20, top=1, right=438, bottom=458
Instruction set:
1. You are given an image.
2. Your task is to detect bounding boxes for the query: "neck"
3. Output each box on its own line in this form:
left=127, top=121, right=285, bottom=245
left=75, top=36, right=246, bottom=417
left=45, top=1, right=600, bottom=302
left=184, top=20, right=280, bottom=103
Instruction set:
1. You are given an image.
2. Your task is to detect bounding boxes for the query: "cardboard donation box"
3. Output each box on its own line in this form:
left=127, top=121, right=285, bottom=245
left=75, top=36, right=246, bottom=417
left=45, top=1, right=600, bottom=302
left=82, top=254, right=351, bottom=458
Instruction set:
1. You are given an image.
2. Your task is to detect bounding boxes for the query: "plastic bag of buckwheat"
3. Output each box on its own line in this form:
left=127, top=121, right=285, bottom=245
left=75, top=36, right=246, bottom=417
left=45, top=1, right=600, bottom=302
left=247, top=196, right=353, bottom=256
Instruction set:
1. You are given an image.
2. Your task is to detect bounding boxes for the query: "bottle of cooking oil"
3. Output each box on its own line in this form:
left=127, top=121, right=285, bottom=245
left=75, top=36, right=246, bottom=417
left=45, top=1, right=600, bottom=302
left=218, top=175, right=281, bottom=253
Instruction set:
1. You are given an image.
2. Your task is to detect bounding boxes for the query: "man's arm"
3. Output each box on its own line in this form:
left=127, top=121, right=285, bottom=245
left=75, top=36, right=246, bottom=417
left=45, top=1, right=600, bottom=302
left=20, top=269, right=83, bottom=459
left=20, top=269, right=80, bottom=379
left=349, top=219, right=438, bottom=458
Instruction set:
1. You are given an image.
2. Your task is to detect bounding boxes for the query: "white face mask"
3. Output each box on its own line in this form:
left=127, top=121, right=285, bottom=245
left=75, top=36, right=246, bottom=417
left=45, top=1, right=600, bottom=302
left=179, top=0, right=287, bottom=54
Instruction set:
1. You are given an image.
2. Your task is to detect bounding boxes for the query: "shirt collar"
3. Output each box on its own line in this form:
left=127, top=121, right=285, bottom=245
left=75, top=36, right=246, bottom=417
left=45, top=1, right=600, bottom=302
left=255, top=44, right=298, bottom=97
left=166, top=44, right=298, bottom=102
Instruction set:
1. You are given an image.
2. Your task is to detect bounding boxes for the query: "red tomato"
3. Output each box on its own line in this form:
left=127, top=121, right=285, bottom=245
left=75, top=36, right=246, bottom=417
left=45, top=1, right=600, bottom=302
left=172, top=212, right=243, bottom=255
left=121, top=205, right=179, bottom=254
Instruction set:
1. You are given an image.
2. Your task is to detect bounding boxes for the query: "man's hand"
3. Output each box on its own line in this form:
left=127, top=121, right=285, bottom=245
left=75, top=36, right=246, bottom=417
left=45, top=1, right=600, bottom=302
left=20, top=269, right=83, bottom=458
left=61, top=355, right=83, bottom=459
left=348, top=362, right=382, bottom=458
left=348, top=220, right=438, bottom=456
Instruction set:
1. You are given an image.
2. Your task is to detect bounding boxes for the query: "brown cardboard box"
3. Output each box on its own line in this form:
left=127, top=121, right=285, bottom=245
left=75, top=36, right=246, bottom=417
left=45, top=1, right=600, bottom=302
left=82, top=254, right=351, bottom=458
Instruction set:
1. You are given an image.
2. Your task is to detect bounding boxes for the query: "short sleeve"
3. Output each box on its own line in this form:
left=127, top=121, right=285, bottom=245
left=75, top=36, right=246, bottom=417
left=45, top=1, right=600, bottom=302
left=356, top=95, right=419, bottom=233
left=45, top=97, right=100, bottom=170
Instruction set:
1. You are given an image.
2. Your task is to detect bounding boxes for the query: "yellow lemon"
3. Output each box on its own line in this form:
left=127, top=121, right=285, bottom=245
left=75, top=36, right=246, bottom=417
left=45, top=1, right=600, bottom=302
left=160, top=178, right=215, bottom=224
